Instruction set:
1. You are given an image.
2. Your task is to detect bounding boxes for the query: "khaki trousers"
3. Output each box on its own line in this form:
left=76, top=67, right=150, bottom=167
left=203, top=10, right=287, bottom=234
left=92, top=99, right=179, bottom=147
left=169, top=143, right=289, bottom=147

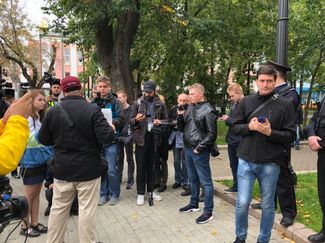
left=46, top=177, right=100, bottom=243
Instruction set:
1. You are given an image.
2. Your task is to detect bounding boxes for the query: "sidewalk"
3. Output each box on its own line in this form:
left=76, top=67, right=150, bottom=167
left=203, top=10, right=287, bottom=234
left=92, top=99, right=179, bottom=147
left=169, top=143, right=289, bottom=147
left=1, top=172, right=289, bottom=243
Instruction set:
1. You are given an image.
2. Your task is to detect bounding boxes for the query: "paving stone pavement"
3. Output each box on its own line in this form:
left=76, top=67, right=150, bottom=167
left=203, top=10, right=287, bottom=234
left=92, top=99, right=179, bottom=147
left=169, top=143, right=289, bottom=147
left=1, top=170, right=290, bottom=243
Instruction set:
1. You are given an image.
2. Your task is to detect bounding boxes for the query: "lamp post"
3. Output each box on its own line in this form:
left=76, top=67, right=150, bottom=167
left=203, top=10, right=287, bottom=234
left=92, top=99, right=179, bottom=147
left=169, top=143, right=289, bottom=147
left=38, top=20, right=49, bottom=79
left=276, top=0, right=289, bottom=66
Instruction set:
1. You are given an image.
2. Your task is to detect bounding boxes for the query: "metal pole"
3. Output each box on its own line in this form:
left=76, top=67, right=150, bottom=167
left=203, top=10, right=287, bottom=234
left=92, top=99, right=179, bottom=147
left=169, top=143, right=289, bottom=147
left=276, top=0, right=289, bottom=66
left=61, top=34, right=64, bottom=79
left=39, top=34, right=43, bottom=78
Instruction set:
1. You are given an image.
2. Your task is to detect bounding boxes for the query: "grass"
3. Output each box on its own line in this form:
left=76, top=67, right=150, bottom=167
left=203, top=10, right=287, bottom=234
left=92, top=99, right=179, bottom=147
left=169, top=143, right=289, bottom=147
left=217, top=173, right=322, bottom=232
left=216, top=120, right=227, bottom=145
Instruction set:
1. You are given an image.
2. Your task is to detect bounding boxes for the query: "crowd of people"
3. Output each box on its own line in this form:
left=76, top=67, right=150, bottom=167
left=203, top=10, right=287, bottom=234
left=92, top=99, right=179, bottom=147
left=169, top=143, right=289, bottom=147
left=0, top=61, right=324, bottom=243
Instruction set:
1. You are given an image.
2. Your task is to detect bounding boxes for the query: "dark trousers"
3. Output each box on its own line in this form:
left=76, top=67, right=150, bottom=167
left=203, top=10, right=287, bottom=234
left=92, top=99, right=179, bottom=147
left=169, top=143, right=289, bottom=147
left=135, top=133, right=157, bottom=195
left=155, top=136, right=169, bottom=186
left=228, top=143, right=239, bottom=189
left=117, top=141, right=135, bottom=183
left=45, top=188, right=78, bottom=212
left=276, top=145, right=297, bottom=219
left=318, top=150, right=325, bottom=232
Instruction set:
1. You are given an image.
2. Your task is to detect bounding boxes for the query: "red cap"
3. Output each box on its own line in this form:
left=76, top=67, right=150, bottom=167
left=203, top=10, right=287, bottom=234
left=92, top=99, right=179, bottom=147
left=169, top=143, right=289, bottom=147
left=60, top=76, right=81, bottom=93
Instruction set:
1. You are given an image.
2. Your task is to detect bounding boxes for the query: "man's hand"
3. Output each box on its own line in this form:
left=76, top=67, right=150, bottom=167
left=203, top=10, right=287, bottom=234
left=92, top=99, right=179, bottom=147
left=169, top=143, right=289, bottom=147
left=248, top=117, right=272, bottom=136
left=219, top=115, right=229, bottom=121
left=153, top=119, right=161, bottom=125
left=177, top=109, right=185, bottom=115
left=2, top=92, right=33, bottom=125
left=248, top=117, right=259, bottom=131
left=193, top=149, right=199, bottom=154
left=110, top=123, right=116, bottom=132
left=255, top=118, right=272, bottom=136
left=308, top=136, right=322, bottom=152
left=135, top=113, right=145, bottom=122
left=49, top=183, right=54, bottom=189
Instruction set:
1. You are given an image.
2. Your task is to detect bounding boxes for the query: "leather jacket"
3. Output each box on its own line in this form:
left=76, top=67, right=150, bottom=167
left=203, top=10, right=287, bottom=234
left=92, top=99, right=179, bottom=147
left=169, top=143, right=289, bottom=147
left=129, top=95, right=168, bottom=146
left=177, top=102, right=217, bottom=153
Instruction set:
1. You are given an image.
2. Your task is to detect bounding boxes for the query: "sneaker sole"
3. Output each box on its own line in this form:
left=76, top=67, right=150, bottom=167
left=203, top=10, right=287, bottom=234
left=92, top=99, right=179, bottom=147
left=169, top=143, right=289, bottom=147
left=196, top=215, right=214, bottom=224
left=180, top=208, right=200, bottom=213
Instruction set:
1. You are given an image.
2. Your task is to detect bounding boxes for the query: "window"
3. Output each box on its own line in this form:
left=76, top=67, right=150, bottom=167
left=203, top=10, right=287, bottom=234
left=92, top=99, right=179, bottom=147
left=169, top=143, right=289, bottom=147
left=64, top=48, right=70, bottom=65
left=78, top=50, right=83, bottom=66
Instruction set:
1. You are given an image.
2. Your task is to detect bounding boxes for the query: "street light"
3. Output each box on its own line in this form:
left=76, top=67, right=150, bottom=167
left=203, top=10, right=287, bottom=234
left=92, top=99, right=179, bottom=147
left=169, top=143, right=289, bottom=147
left=276, top=0, right=289, bottom=67
left=38, top=20, right=49, bottom=79
left=38, top=20, right=65, bottom=80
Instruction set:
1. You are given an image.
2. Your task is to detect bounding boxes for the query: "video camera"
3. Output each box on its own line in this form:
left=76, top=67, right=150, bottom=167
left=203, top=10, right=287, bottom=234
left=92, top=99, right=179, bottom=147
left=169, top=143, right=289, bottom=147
left=43, top=72, right=60, bottom=86
left=0, top=176, right=28, bottom=233
left=177, top=104, right=188, bottom=111
left=0, top=79, right=15, bottom=99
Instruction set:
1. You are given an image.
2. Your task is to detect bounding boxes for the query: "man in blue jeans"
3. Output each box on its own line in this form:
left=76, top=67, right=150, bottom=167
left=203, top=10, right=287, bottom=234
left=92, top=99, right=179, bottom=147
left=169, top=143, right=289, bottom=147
left=93, top=76, right=124, bottom=206
left=177, top=83, right=217, bottom=224
left=232, top=65, right=296, bottom=243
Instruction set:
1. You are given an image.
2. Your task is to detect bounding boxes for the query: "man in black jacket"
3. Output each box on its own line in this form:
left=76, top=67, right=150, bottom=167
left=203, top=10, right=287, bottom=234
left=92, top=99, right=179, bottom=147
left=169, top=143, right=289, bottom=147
left=177, top=83, right=217, bottom=224
left=116, top=90, right=135, bottom=190
left=129, top=80, right=167, bottom=206
left=304, top=98, right=325, bottom=243
left=38, top=76, right=115, bottom=243
left=232, top=66, right=296, bottom=243
left=220, top=83, right=244, bottom=194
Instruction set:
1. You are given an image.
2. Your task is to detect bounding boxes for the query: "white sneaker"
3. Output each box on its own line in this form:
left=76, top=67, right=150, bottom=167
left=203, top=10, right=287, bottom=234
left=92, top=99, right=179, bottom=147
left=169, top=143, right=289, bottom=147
left=147, top=192, right=162, bottom=201
left=137, top=195, right=145, bottom=205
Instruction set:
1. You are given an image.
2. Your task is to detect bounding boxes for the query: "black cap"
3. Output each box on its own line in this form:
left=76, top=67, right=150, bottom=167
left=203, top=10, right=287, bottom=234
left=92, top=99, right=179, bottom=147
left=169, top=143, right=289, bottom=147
left=142, top=80, right=156, bottom=92
left=265, top=60, right=291, bottom=74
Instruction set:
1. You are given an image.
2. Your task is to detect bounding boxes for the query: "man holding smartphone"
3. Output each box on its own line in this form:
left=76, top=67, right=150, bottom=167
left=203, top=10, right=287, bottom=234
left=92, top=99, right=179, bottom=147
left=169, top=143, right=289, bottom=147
left=232, top=65, right=296, bottom=243
left=129, top=80, right=168, bottom=206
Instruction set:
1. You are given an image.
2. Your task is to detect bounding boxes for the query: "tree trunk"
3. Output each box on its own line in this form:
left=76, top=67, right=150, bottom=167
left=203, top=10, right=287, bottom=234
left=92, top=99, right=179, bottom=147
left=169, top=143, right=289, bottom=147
left=95, top=2, right=140, bottom=102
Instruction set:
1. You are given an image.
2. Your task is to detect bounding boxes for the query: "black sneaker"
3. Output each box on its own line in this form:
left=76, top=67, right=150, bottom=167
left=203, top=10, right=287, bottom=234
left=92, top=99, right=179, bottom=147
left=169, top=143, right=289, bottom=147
left=180, top=189, right=191, bottom=196
left=196, top=212, right=213, bottom=224
left=179, top=204, right=200, bottom=213
left=126, top=181, right=135, bottom=190
left=172, top=182, right=181, bottom=189
left=251, top=202, right=262, bottom=210
left=233, top=237, right=246, bottom=243
left=44, top=207, right=51, bottom=216
left=224, top=186, right=237, bottom=194
left=158, top=185, right=167, bottom=192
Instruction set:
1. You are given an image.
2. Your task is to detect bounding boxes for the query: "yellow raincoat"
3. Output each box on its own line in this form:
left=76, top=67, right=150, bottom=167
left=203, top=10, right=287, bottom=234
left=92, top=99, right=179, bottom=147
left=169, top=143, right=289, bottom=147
left=0, top=115, right=29, bottom=175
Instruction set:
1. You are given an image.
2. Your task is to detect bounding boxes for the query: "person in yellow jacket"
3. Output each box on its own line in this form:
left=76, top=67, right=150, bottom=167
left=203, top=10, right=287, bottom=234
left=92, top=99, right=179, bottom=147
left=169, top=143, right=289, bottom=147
left=0, top=92, right=33, bottom=175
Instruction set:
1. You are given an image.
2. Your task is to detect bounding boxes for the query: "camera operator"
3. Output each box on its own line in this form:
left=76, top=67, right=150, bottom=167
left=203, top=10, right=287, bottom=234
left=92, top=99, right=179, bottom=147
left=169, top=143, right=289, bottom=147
left=0, top=92, right=9, bottom=119
left=169, top=94, right=190, bottom=195
left=129, top=80, right=168, bottom=206
left=46, top=79, right=61, bottom=108
left=0, top=92, right=32, bottom=175
left=177, top=83, right=217, bottom=224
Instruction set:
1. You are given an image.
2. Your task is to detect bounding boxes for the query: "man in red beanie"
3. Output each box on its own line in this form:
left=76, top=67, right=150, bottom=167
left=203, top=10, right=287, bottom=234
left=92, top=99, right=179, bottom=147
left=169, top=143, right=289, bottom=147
left=38, top=76, right=115, bottom=243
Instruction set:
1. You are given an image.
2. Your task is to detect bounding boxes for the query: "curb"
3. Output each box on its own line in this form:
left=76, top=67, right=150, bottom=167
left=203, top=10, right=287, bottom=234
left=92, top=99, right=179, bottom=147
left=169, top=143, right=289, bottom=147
left=214, top=181, right=316, bottom=243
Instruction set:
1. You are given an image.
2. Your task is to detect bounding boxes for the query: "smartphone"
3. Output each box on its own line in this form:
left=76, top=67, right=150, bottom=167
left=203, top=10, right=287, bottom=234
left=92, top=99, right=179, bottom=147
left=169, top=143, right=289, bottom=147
left=258, top=116, right=266, bottom=123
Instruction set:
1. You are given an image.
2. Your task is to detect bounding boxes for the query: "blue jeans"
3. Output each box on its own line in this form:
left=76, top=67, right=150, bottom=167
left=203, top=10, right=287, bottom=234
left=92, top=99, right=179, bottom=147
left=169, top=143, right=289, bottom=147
left=173, top=147, right=189, bottom=185
left=100, top=144, right=120, bottom=199
left=236, top=159, right=280, bottom=243
left=184, top=147, right=214, bottom=213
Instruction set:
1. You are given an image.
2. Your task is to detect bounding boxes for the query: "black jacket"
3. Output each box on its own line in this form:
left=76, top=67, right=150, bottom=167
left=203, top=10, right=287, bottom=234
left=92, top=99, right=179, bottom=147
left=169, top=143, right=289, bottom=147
left=232, top=92, right=296, bottom=165
left=304, top=98, right=325, bottom=148
left=38, top=95, right=115, bottom=182
left=177, top=102, right=217, bottom=153
left=225, top=103, right=242, bottom=145
left=129, top=95, right=168, bottom=146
